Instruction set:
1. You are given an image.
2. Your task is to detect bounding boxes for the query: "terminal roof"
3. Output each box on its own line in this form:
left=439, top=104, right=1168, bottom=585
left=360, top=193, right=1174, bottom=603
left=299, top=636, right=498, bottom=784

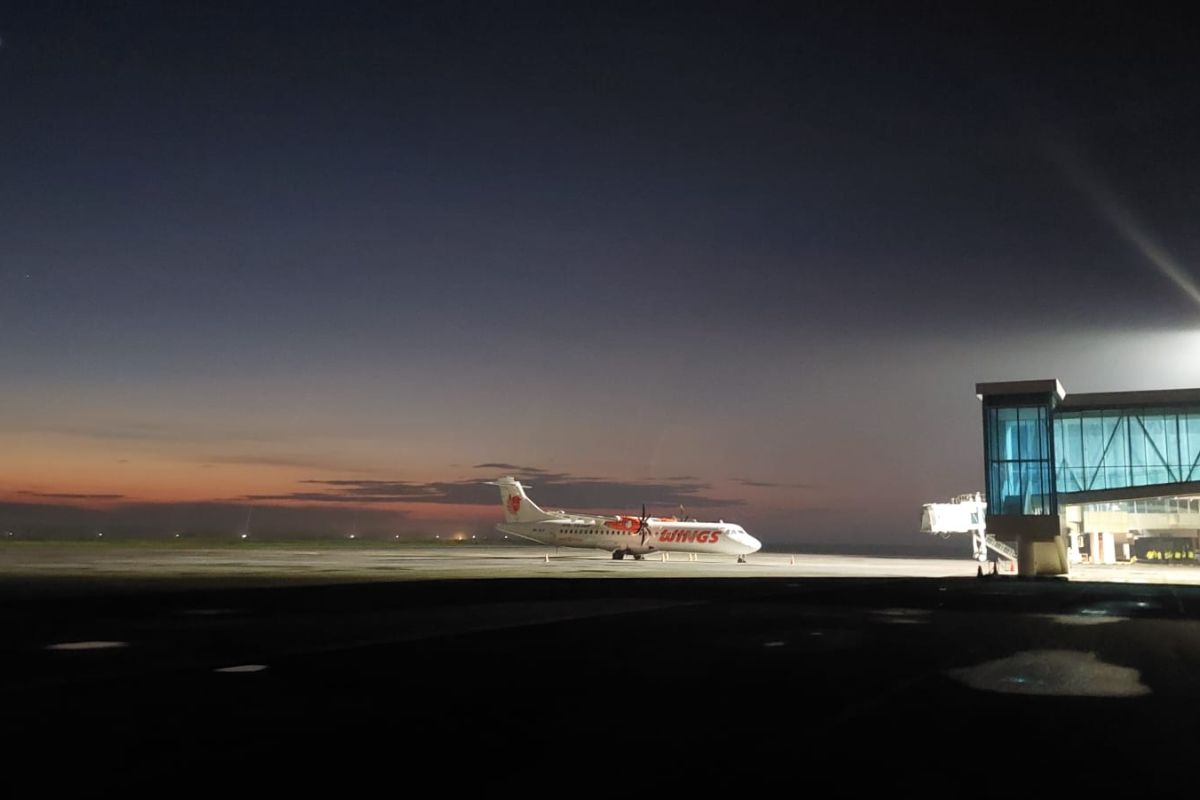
left=976, top=380, right=1200, bottom=409
left=975, top=379, right=1065, bottom=400
left=1062, top=388, right=1200, bottom=409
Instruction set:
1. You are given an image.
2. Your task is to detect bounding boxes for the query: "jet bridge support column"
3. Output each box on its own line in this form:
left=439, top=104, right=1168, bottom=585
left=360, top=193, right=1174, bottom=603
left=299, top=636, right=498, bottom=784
left=1100, top=532, right=1117, bottom=565
left=1087, top=531, right=1117, bottom=565
left=989, top=515, right=1069, bottom=577
left=1064, top=506, right=1083, bottom=564
left=1067, top=530, right=1082, bottom=564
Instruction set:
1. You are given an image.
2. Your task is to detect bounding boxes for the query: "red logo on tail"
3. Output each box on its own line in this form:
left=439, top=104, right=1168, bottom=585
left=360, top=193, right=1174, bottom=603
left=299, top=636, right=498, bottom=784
left=507, top=495, right=522, bottom=515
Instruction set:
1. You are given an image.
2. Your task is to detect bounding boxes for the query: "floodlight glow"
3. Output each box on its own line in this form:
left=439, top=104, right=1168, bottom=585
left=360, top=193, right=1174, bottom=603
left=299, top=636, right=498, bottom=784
left=1056, top=148, right=1200, bottom=310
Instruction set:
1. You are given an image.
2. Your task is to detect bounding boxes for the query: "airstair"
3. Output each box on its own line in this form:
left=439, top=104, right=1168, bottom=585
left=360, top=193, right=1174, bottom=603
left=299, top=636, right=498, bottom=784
left=984, top=534, right=1017, bottom=562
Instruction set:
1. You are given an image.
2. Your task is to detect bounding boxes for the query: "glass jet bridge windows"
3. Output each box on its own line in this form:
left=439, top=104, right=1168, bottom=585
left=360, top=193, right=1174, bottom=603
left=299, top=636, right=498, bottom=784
left=984, top=404, right=1055, bottom=517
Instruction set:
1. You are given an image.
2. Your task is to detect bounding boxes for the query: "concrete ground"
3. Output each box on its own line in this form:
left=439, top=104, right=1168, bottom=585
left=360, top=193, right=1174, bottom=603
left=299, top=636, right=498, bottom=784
left=3, top=542, right=1199, bottom=589
left=5, top=543, right=1200, bottom=793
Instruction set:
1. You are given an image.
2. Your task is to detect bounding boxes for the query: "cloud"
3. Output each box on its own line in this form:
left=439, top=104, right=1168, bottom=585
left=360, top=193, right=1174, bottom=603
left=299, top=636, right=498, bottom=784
left=204, top=453, right=355, bottom=470
left=0, top=499, right=408, bottom=537
left=17, top=491, right=126, bottom=500
left=248, top=471, right=745, bottom=510
left=27, top=424, right=292, bottom=448
left=732, top=478, right=818, bottom=489
left=245, top=479, right=490, bottom=505
left=472, top=463, right=549, bottom=474
left=1, top=470, right=744, bottom=539
left=245, top=490, right=426, bottom=504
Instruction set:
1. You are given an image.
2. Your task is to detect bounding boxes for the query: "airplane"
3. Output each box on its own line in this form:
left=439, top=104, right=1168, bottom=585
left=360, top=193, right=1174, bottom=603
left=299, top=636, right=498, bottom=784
left=488, top=476, right=762, bottom=562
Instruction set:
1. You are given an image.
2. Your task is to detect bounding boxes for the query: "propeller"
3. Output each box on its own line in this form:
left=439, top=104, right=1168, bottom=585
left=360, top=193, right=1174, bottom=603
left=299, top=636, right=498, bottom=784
left=639, top=503, right=652, bottom=547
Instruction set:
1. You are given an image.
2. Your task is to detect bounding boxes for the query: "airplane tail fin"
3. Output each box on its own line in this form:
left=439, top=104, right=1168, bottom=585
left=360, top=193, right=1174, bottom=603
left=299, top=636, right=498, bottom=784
left=486, top=476, right=554, bottom=523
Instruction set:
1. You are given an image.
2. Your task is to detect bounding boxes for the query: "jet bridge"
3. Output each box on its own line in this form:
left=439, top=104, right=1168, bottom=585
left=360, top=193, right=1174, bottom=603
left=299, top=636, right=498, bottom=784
left=920, top=493, right=1017, bottom=563
left=971, top=379, right=1200, bottom=575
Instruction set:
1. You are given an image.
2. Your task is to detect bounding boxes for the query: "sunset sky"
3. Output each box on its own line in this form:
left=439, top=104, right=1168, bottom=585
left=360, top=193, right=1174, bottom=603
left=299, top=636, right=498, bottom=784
left=3, top=3, right=1200, bottom=542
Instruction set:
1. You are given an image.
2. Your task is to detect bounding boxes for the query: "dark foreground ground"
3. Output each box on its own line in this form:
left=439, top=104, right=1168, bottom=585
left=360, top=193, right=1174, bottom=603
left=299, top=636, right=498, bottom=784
left=6, top=575, right=1200, bottom=794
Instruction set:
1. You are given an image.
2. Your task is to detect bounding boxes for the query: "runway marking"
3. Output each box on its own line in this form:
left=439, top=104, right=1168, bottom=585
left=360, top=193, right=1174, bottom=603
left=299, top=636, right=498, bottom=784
left=214, top=664, right=269, bottom=673
left=45, top=641, right=128, bottom=651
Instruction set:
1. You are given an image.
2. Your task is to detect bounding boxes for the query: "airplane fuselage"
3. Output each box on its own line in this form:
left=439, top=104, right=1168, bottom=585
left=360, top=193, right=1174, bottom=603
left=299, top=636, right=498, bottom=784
left=498, top=515, right=761, bottom=557
left=489, top=476, right=762, bottom=559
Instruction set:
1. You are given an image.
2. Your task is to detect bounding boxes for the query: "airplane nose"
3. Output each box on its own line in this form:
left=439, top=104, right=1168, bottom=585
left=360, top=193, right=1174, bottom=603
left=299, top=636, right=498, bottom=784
left=745, top=534, right=762, bottom=554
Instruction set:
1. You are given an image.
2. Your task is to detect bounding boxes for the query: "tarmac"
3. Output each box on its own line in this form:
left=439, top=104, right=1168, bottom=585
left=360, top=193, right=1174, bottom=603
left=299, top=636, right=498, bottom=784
left=4, top=542, right=1200, bottom=590
left=5, top=542, right=1200, bottom=793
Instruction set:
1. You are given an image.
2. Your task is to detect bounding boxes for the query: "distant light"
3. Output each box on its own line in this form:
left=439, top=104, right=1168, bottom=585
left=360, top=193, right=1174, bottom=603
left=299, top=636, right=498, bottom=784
left=174, top=533, right=181, bottom=538
left=394, top=534, right=400, bottom=540
left=435, top=535, right=440, bottom=539
left=96, top=532, right=104, bottom=537
left=240, top=533, right=248, bottom=540
left=349, top=534, right=356, bottom=539
left=471, top=535, right=476, bottom=539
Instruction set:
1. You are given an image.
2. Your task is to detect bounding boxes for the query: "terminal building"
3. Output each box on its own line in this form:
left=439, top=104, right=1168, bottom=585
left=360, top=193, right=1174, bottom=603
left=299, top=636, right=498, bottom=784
left=925, top=380, right=1200, bottom=576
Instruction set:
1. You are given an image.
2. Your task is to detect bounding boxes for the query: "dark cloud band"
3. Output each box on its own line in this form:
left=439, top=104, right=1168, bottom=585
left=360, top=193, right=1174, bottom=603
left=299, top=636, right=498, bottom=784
left=247, top=471, right=744, bottom=510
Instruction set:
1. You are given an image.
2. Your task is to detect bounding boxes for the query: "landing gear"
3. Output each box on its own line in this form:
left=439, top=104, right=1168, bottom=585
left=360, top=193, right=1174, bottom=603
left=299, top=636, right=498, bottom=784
left=634, top=554, right=645, bottom=561
left=737, top=556, right=747, bottom=564
left=612, top=551, right=625, bottom=560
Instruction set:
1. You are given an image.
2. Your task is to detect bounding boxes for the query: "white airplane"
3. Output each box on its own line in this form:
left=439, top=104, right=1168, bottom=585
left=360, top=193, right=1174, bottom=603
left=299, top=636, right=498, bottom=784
left=488, top=476, right=762, bottom=562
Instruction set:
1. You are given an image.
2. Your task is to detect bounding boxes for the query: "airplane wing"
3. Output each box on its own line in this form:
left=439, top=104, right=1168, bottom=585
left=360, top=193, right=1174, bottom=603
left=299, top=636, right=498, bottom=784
left=498, top=527, right=546, bottom=544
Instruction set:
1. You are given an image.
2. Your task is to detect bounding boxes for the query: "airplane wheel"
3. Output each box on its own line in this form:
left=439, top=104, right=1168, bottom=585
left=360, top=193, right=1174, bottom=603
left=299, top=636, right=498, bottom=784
left=737, top=556, right=747, bottom=564
left=634, top=554, right=644, bottom=561
left=612, top=552, right=625, bottom=560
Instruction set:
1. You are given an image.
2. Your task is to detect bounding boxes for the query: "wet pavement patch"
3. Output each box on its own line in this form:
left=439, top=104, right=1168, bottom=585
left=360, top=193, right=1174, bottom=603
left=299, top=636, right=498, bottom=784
left=947, top=649, right=1150, bottom=697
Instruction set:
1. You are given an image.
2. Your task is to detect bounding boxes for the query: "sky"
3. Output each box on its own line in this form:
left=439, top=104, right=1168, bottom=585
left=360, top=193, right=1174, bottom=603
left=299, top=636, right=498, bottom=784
left=3, top=2, right=1200, bottom=542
